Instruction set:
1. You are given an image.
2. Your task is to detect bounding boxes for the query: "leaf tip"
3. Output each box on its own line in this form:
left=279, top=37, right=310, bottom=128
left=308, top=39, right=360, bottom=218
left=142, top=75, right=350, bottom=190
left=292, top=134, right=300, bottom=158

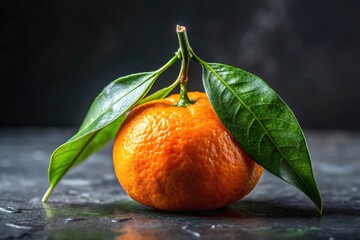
left=318, top=208, right=323, bottom=216
left=310, top=186, right=323, bottom=216
left=316, top=199, right=323, bottom=216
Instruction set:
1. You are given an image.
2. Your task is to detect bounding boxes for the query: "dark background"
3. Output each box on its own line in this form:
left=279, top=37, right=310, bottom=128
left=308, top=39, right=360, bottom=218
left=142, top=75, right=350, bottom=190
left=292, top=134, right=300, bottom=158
left=1, top=0, right=359, bottom=129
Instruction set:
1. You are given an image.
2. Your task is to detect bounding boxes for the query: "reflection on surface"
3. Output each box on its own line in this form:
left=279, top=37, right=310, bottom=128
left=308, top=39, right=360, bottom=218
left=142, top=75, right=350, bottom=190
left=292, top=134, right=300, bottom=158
left=41, top=199, right=324, bottom=240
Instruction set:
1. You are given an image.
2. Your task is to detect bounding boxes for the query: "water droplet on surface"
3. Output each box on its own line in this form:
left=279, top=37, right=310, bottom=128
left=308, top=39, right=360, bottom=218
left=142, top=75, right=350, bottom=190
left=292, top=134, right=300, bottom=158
left=182, top=225, right=201, bottom=238
left=111, top=217, right=134, bottom=223
left=0, top=207, right=14, bottom=213
left=5, top=223, right=32, bottom=230
left=64, top=218, right=87, bottom=223
left=0, top=206, right=22, bottom=213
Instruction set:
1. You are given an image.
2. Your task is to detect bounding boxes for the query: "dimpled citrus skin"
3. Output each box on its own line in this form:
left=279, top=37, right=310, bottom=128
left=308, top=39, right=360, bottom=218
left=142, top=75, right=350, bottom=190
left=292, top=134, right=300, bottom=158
left=113, top=92, right=263, bottom=211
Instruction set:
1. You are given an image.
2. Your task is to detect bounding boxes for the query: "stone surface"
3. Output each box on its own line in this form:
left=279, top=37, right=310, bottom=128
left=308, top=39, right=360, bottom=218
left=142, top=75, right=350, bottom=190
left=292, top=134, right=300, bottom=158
left=0, top=128, right=359, bottom=239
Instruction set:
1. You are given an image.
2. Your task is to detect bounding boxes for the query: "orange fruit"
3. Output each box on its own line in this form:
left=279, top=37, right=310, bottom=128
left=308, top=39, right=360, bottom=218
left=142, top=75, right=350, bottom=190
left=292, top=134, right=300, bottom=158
left=113, top=92, right=263, bottom=211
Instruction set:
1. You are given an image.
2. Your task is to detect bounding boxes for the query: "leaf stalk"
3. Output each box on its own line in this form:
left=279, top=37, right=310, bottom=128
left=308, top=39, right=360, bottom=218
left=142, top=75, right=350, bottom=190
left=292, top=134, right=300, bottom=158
left=176, top=25, right=194, bottom=107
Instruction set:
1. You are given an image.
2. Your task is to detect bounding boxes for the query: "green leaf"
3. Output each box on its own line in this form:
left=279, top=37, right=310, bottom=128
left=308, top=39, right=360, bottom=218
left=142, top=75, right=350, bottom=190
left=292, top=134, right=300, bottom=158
left=42, top=72, right=158, bottom=202
left=70, top=72, right=158, bottom=141
left=199, top=61, right=322, bottom=214
left=41, top=55, right=179, bottom=202
left=42, top=54, right=180, bottom=202
left=51, top=116, right=125, bottom=181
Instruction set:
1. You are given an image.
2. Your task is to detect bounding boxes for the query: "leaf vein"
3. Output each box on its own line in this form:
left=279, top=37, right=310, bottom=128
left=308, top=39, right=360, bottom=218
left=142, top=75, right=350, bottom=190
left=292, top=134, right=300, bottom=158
left=203, top=63, right=317, bottom=202
left=74, top=73, right=155, bottom=138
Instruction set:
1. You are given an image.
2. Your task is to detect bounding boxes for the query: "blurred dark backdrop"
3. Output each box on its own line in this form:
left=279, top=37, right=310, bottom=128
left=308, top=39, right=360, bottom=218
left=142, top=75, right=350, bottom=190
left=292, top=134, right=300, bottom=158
left=1, top=0, right=359, bottom=129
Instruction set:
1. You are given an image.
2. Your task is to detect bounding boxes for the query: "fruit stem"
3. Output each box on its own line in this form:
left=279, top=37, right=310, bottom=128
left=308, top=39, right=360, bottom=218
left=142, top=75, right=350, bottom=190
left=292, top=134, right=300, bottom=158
left=176, top=25, right=194, bottom=107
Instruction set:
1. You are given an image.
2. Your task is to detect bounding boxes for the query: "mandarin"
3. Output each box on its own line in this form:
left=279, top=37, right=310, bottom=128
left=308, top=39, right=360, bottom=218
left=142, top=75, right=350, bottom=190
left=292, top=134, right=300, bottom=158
left=113, top=92, right=263, bottom=211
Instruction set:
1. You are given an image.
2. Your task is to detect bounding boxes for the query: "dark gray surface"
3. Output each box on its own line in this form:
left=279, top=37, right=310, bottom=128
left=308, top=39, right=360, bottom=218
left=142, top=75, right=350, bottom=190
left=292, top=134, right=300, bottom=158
left=0, top=128, right=359, bottom=239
